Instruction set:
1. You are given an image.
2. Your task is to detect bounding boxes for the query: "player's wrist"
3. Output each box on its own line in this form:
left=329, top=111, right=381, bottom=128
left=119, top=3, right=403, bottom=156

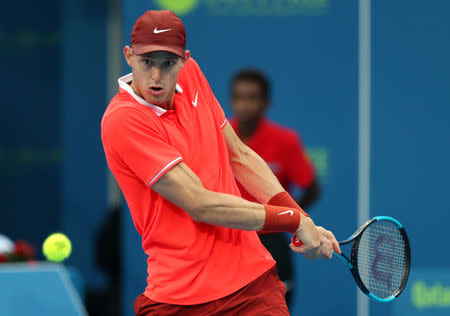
left=261, top=204, right=300, bottom=234
left=293, top=215, right=322, bottom=248
left=295, top=214, right=313, bottom=235
left=268, top=191, right=309, bottom=217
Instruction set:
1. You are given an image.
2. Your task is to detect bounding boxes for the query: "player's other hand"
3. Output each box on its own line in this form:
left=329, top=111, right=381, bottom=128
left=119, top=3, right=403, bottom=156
left=289, top=215, right=340, bottom=259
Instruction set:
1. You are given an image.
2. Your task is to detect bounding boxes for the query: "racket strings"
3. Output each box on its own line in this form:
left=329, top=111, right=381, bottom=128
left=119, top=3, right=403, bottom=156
left=357, top=220, right=408, bottom=299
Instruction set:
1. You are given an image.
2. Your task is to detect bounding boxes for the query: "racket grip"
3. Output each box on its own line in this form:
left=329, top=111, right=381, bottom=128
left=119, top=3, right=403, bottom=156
left=292, top=234, right=303, bottom=247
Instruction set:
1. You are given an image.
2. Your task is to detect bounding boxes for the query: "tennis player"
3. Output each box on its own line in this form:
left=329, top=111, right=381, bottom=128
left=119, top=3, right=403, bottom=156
left=101, top=10, right=340, bottom=316
left=229, top=69, right=321, bottom=306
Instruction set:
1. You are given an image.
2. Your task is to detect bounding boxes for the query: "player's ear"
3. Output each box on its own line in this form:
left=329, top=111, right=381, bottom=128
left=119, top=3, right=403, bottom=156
left=124, top=46, right=134, bottom=67
left=181, top=50, right=191, bottom=65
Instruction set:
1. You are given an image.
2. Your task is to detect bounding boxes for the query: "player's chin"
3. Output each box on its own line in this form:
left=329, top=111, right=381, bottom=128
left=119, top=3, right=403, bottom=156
left=144, top=93, right=167, bottom=105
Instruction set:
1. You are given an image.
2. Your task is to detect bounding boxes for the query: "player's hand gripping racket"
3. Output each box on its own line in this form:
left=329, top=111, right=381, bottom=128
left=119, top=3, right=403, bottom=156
left=292, top=216, right=411, bottom=302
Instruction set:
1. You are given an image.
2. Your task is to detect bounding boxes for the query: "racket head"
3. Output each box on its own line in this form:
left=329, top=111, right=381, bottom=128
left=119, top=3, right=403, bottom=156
left=350, top=216, right=411, bottom=302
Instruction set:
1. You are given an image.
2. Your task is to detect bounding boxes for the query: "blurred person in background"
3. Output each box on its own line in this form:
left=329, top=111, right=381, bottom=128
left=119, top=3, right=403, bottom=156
left=229, top=68, right=321, bottom=305
left=101, top=10, right=338, bottom=316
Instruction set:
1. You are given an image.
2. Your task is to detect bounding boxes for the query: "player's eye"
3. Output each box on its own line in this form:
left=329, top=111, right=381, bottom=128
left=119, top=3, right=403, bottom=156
left=143, top=59, right=153, bottom=66
left=165, top=60, right=175, bottom=67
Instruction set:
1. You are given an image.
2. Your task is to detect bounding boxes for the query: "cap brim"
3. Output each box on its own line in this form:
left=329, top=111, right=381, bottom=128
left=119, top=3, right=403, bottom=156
left=132, top=44, right=185, bottom=58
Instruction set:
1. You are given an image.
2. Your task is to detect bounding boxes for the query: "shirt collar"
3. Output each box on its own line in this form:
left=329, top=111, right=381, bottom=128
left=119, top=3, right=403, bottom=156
left=117, top=73, right=183, bottom=116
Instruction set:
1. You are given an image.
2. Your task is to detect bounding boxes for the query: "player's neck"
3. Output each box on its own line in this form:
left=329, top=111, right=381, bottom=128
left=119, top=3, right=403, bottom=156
left=238, top=117, right=261, bottom=141
left=158, top=97, right=175, bottom=111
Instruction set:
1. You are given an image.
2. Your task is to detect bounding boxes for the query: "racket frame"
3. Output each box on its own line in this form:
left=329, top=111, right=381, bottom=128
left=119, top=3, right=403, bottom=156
left=335, top=216, right=411, bottom=302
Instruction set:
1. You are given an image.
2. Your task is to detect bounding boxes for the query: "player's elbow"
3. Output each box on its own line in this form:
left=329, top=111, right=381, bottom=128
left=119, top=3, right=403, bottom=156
left=188, top=205, right=206, bottom=223
left=189, top=204, right=213, bottom=224
left=184, top=190, right=213, bottom=223
left=187, top=191, right=226, bottom=224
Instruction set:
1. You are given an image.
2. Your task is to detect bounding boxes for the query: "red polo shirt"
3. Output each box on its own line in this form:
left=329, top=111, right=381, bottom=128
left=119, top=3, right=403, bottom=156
left=230, top=118, right=315, bottom=202
left=101, top=58, right=274, bottom=305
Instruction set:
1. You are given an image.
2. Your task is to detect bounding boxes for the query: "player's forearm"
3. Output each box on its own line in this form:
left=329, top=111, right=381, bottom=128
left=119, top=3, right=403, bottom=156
left=192, top=189, right=266, bottom=231
left=152, top=162, right=266, bottom=231
left=192, top=189, right=305, bottom=234
left=229, top=145, right=284, bottom=203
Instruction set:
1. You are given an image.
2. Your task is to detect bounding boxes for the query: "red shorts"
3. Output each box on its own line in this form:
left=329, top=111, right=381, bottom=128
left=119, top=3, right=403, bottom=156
left=134, top=266, right=289, bottom=316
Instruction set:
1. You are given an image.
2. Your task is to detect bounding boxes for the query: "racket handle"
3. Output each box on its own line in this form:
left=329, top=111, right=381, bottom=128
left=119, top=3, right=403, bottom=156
left=292, top=234, right=303, bottom=247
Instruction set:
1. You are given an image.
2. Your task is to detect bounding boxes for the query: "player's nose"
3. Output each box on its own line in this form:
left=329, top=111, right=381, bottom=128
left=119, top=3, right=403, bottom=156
left=151, top=67, right=162, bottom=83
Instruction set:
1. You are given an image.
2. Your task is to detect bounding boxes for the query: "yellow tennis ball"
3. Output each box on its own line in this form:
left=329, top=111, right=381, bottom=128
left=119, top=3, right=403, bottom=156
left=42, top=233, right=72, bottom=262
left=154, top=0, right=199, bottom=16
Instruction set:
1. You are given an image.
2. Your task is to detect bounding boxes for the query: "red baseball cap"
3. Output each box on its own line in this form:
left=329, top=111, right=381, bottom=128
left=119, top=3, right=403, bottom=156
left=131, top=10, right=186, bottom=58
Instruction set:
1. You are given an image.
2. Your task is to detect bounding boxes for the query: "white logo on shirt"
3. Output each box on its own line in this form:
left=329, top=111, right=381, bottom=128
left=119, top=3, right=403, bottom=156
left=192, top=91, right=199, bottom=107
left=154, top=27, right=172, bottom=34
left=277, top=210, right=294, bottom=216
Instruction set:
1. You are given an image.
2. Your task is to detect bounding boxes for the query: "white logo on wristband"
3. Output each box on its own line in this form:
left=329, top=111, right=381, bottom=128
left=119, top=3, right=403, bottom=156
left=277, top=210, right=294, bottom=216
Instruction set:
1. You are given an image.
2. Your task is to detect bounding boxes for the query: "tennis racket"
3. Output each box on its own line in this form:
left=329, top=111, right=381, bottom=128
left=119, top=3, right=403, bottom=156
left=292, top=216, right=411, bottom=302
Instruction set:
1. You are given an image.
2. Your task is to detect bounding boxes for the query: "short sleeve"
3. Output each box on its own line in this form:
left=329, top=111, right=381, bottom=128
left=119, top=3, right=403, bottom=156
left=102, top=108, right=183, bottom=187
left=209, top=91, right=227, bottom=129
left=285, top=134, right=315, bottom=188
left=186, top=58, right=227, bottom=129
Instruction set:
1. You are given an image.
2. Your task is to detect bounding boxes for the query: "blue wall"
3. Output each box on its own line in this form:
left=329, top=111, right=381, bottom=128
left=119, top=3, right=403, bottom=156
left=371, top=1, right=450, bottom=315
left=2, top=0, right=449, bottom=315
left=0, top=1, right=61, bottom=259
left=0, top=0, right=109, bottom=295
left=60, top=0, right=109, bottom=288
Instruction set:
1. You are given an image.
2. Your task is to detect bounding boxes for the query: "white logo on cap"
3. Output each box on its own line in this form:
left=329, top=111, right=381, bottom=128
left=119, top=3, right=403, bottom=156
left=154, top=27, right=172, bottom=34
